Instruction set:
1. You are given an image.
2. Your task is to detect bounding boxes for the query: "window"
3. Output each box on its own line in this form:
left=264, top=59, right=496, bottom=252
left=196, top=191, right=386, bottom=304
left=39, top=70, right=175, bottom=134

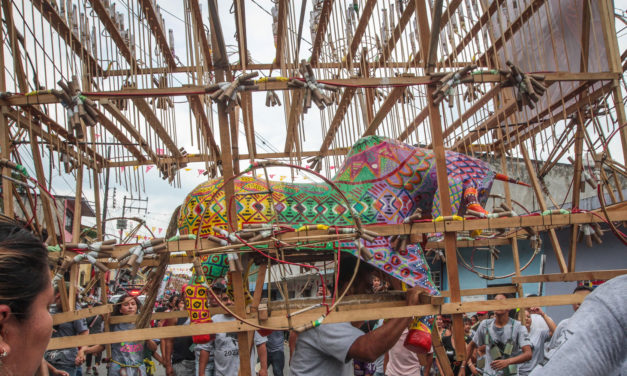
left=65, top=208, right=73, bottom=233
left=430, top=269, right=442, bottom=290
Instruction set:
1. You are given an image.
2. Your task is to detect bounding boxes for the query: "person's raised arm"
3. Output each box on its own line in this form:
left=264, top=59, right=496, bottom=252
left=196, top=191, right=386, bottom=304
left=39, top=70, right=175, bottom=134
left=530, top=307, right=556, bottom=336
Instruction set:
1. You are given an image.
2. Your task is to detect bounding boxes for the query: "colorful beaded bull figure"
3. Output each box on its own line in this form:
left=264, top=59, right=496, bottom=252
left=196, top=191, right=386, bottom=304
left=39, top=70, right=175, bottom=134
left=178, top=135, right=523, bottom=293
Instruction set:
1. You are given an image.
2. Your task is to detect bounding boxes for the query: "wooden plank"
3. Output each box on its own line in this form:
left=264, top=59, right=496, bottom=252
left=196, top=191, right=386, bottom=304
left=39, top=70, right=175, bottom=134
left=137, top=0, right=177, bottom=69
left=475, top=0, right=547, bottom=66
left=318, top=88, right=356, bottom=155
left=240, top=92, right=257, bottom=159
left=0, top=1, right=15, bottom=217
left=520, top=144, right=568, bottom=272
left=99, top=100, right=158, bottom=166
left=7, top=110, right=96, bottom=170
left=377, top=0, right=417, bottom=66
left=131, top=98, right=181, bottom=158
left=98, top=206, right=627, bottom=260
left=2, top=73, right=616, bottom=106
left=208, top=3, right=252, bottom=371
left=416, top=0, right=465, bottom=358
left=512, top=269, right=627, bottom=283
left=500, top=82, right=612, bottom=152
left=108, top=147, right=351, bottom=167
left=425, top=0, right=444, bottom=71
left=440, top=285, right=518, bottom=298
left=53, top=304, right=113, bottom=325
left=99, top=99, right=159, bottom=165
left=568, top=114, right=585, bottom=272
left=233, top=0, right=248, bottom=70
left=92, top=107, right=145, bottom=163
left=250, top=263, right=268, bottom=313
left=437, top=84, right=501, bottom=145
left=188, top=95, right=221, bottom=159
left=88, top=0, right=136, bottom=71
left=310, top=0, right=335, bottom=66
left=598, top=0, right=627, bottom=165
left=274, top=0, right=288, bottom=67
left=452, top=98, right=519, bottom=152
left=28, top=130, right=59, bottom=245
left=431, top=323, right=454, bottom=376
left=362, top=87, right=404, bottom=137
left=189, top=0, right=213, bottom=70
left=47, top=293, right=585, bottom=349
left=344, top=0, right=377, bottom=67
left=27, top=106, right=105, bottom=167
left=31, top=0, right=102, bottom=75
left=449, top=0, right=504, bottom=60
left=398, top=106, right=429, bottom=142
left=284, top=89, right=304, bottom=154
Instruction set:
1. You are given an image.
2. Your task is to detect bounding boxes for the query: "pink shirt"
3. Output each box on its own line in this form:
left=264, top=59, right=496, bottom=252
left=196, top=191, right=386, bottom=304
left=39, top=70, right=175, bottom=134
left=386, top=329, right=428, bottom=376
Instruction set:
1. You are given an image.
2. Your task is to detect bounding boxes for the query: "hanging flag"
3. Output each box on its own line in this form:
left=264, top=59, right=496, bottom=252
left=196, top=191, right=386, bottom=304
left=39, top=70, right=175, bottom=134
left=133, top=166, right=138, bottom=170
left=156, top=148, right=165, bottom=155
left=280, top=176, right=286, bottom=181
left=330, top=166, right=335, bottom=170
left=152, top=227, right=156, bottom=232
left=95, top=134, right=101, bottom=139
left=270, top=174, right=275, bottom=179
left=146, top=165, right=154, bottom=172
left=120, top=166, right=125, bottom=171
left=184, top=168, right=191, bottom=171
left=198, top=169, right=206, bottom=176
left=158, top=228, right=163, bottom=234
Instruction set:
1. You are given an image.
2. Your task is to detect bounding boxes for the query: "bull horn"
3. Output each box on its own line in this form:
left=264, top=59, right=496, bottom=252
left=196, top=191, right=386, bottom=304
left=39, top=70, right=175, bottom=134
left=495, top=173, right=531, bottom=187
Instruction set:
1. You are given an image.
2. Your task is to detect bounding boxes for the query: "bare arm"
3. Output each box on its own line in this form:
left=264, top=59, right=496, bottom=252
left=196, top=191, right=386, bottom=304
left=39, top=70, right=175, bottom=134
left=458, top=341, right=478, bottom=376
left=288, top=331, right=298, bottom=363
left=257, top=342, right=268, bottom=376
left=422, top=352, right=433, bottom=375
left=161, top=338, right=174, bottom=374
left=540, top=311, right=557, bottom=336
left=348, top=316, right=413, bottom=362
left=490, top=345, right=532, bottom=371
left=198, top=349, right=210, bottom=374
left=348, top=287, right=423, bottom=362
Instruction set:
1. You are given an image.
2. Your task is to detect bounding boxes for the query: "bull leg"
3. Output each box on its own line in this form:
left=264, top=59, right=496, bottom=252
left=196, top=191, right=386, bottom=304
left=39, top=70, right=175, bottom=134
left=360, top=239, right=440, bottom=295
left=463, top=185, right=489, bottom=216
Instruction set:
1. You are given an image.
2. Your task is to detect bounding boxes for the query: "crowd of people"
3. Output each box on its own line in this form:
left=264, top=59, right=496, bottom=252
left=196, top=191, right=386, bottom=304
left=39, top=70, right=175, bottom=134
left=0, top=221, right=625, bottom=376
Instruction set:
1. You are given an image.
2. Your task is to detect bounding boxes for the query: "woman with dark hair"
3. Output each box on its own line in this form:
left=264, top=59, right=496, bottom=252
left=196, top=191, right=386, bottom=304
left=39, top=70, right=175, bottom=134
left=79, top=294, right=160, bottom=376
left=0, top=221, right=55, bottom=376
